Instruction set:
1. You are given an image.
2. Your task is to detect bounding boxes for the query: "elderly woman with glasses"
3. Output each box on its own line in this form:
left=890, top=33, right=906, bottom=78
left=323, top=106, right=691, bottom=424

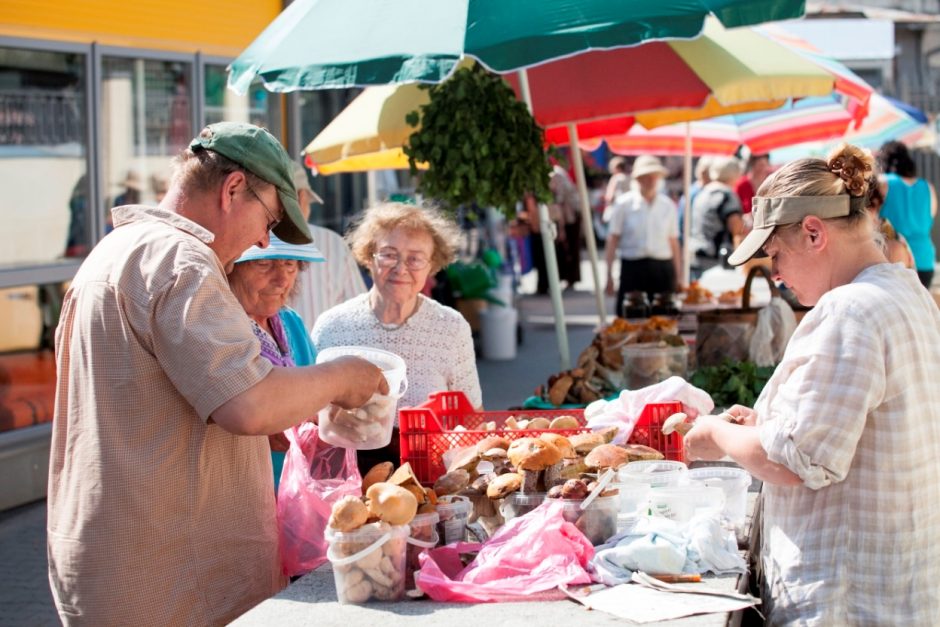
left=312, top=202, right=483, bottom=470
left=229, top=235, right=326, bottom=489
left=683, top=144, right=940, bottom=625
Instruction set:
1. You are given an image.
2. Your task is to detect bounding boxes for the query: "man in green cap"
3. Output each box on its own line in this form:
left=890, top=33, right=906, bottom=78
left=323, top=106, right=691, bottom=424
left=47, top=122, right=388, bottom=626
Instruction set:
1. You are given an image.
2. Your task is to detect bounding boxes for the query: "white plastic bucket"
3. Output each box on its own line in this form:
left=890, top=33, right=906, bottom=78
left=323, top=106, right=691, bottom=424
left=688, top=466, right=752, bottom=532
left=647, top=486, right=724, bottom=524
left=435, top=495, right=472, bottom=545
left=326, top=524, right=410, bottom=604
left=618, top=460, right=689, bottom=489
left=315, top=346, right=408, bottom=449
left=480, top=306, right=518, bottom=360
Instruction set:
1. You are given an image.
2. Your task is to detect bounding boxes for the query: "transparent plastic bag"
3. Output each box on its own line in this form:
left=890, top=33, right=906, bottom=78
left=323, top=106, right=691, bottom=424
left=748, top=297, right=797, bottom=367
left=277, top=422, right=362, bottom=577
left=414, top=500, right=594, bottom=602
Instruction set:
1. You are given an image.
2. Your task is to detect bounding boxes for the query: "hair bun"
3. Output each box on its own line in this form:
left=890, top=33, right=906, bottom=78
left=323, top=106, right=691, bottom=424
left=827, top=144, right=873, bottom=197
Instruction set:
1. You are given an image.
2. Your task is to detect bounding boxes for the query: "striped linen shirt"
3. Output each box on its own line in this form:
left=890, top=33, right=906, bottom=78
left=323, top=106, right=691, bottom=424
left=48, top=206, right=284, bottom=626
left=289, top=224, right=366, bottom=330
left=756, top=263, right=940, bottom=625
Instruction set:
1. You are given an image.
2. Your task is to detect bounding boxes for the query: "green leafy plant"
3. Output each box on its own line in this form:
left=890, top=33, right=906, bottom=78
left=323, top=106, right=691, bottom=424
left=404, top=64, right=552, bottom=215
left=690, top=359, right=776, bottom=409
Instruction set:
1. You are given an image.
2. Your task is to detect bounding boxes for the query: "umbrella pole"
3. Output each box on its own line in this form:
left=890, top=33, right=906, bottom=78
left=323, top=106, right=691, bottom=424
left=683, top=122, right=693, bottom=285
left=567, top=123, right=606, bottom=328
left=519, top=69, right=571, bottom=370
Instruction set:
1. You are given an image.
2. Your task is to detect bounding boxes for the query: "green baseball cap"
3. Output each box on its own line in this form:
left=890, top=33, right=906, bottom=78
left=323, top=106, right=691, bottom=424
left=190, top=122, right=313, bottom=244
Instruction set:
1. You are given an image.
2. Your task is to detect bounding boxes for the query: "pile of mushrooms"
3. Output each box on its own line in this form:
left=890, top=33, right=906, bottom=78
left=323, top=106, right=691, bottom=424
left=329, top=462, right=437, bottom=603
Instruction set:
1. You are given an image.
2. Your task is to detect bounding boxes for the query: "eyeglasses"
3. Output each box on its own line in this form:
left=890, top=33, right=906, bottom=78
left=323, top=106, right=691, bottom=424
left=245, top=182, right=281, bottom=231
left=373, top=251, right=431, bottom=271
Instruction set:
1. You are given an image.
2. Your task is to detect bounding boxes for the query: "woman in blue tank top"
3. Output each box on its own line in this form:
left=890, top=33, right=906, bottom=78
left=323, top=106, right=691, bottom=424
left=879, top=141, right=937, bottom=288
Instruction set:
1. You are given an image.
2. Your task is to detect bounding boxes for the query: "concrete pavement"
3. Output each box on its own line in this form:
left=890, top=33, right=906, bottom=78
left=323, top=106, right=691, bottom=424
left=0, top=263, right=615, bottom=627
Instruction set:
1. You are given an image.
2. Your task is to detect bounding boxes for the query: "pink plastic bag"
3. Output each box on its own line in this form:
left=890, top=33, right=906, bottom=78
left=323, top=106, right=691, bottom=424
left=415, top=500, right=594, bottom=602
left=277, top=422, right=361, bottom=577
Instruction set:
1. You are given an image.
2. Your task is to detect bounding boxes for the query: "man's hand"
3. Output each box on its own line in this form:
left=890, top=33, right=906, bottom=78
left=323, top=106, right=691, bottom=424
left=605, top=276, right=616, bottom=296
left=325, top=356, right=389, bottom=409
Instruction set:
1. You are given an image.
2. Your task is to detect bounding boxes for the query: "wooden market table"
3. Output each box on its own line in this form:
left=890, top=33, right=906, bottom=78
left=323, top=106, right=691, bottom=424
left=232, top=475, right=761, bottom=627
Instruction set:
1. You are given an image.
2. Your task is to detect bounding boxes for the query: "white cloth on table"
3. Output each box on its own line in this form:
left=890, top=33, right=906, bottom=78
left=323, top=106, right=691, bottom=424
left=584, top=376, right=714, bottom=444
left=311, top=293, right=483, bottom=416
left=289, top=224, right=366, bottom=331
left=591, top=514, right=745, bottom=586
left=756, top=263, right=940, bottom=626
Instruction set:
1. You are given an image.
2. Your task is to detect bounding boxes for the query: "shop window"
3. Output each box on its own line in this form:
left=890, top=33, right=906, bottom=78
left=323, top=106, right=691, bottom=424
left=0, top=47, right=89, bottom=265
left=204, top=64, right=279, bottom=134
left=101, top=57, right=193, bottom=229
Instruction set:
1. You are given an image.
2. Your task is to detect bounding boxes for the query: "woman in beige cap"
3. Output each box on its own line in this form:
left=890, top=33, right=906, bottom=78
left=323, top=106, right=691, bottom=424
left=683, top=143, right=940, bottom=625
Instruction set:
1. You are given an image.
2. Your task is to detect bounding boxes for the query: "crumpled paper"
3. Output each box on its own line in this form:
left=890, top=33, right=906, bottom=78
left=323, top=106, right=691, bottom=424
left=584, top=376, right=714, bottom=444
left=590, top=513, right=745, bottom=586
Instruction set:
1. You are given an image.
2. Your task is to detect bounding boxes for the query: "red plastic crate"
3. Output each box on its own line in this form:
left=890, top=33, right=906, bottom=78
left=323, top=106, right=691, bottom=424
left=399, top=391, right=684, bottom=485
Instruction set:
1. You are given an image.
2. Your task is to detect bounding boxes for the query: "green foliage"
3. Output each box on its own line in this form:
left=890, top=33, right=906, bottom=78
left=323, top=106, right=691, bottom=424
left=690, top=359, right=776, bottom=409
left=404, top=64, right=552, bottom=215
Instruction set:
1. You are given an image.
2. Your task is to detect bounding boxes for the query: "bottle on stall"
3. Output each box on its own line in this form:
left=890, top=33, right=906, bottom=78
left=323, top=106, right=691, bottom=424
left=623, top=291, right=650, bottom=319
left=651, top=292, right=680, bottom=316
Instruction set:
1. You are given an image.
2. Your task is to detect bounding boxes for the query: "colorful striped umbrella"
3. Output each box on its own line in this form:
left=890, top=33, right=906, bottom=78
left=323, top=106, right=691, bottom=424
left=770, top=93, right=930, bottom=163
left=586, top=94, right=868, bottom=157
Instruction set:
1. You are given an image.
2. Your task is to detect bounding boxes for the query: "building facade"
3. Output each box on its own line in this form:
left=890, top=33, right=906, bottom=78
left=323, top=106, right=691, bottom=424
left=0, top=0, right=369, bottom=509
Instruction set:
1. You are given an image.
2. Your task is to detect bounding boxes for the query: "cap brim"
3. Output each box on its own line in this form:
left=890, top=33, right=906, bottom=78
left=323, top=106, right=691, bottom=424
left=273, top=189, right=313, bottom=244
left=236, top=234, right=325, bottom=264
left=727, top=226, right=774, bottom=266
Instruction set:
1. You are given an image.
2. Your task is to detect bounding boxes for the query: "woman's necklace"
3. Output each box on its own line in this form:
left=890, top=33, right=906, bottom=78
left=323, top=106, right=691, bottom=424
left=371, top=293, right=420, bottom=332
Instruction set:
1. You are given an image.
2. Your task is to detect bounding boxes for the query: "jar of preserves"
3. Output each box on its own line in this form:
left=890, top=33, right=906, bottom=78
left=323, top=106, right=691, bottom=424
left=623, top=291, right=650, bottom=319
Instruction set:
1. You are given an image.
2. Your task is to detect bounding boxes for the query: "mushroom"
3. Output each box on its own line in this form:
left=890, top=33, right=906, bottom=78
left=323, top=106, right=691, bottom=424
left=361, top=462, right=395, bottom=496
left=433, top=469, right=470, bottom=496
left=661, top=412, right=737, bottom=436
left=365, top=482, right=418, bottom=526
left=329, top=496, right=370, bottom=532
left=584, top=443, right=632, bottom=471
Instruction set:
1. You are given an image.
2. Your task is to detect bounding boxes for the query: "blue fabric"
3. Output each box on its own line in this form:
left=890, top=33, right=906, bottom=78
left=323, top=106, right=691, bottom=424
left=272, top=307, right=317, bottom=492
left=881, top=174, right=936, bottom=272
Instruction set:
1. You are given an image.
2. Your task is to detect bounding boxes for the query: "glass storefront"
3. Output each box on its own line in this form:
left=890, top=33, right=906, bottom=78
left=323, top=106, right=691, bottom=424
left=101, top=57, right=193, bottom=228
left=0, top=47, right=89, bottom=265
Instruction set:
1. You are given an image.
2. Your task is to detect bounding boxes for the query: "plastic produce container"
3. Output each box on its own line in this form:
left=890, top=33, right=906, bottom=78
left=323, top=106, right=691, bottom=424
left=435, top=495, right=472, bottom=545
left=406, top=512, right=439, bottom=589
left=618, top=460, right=689, bottom=488
left=316, top=346, right=407, bottom=450
left=326, top=523, right=410, bottom=604
left=647, top=486, right=725, bottom=524
left=689, top=466, right=752, bottom=532
left=559, top=495, right=619, bottom=545
left=499, top=492, right=546, bottom=522
left=611, top=481, right=651, bottom=517
left=621, top=342, right=689, bottom=389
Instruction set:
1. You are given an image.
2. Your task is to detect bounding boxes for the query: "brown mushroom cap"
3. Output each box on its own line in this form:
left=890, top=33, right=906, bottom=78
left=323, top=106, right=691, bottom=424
left=568, top=432, right=606, bottom=454
left=361, top=461, right=394, bottom=496
left=507, top=437, right=563, bottom=470
left=623, top=443, right=665, bottom=462
left=549, top=415, right=580, bottom=430
left=538, top=433, right=576, bottom=459
left=475, top=435, right=512, bottom=455
left=329, top=495, right=370, bottom=531
left=446, top=447, right=481, bottom=473
left=584, top=443, right=632, bottom=470
left=486, top=472, right=523, bottom=499
left=365, top=482, right=418, bottom=526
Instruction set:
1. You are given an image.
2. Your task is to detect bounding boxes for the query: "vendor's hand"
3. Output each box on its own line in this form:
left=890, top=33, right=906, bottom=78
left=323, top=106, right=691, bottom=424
left=328, top=356, right=389, bottom=409
left=683, top=415, right=728, bottom=462
left=723, top=405, right=758, bottom=427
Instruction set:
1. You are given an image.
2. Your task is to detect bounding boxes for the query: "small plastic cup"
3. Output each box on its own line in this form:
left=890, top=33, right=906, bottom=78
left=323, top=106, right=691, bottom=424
left=689, top=466, right=752, bottom=532
left=326, top=523, right=410, bottom=604
left=618, top=460, right=689, bottom=488
left=406, top=511, right=440, bottom=589
left=435, top=495, right=472, bottom=545
left=315, top=346, right=408, bottom=450
left=559, top=495, right=619, bottom=545
left=647, top=486, right=724, bottom=524
left=499, top=492, right=546, bottom=522
left=611, top=481, right=651, bottom=517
